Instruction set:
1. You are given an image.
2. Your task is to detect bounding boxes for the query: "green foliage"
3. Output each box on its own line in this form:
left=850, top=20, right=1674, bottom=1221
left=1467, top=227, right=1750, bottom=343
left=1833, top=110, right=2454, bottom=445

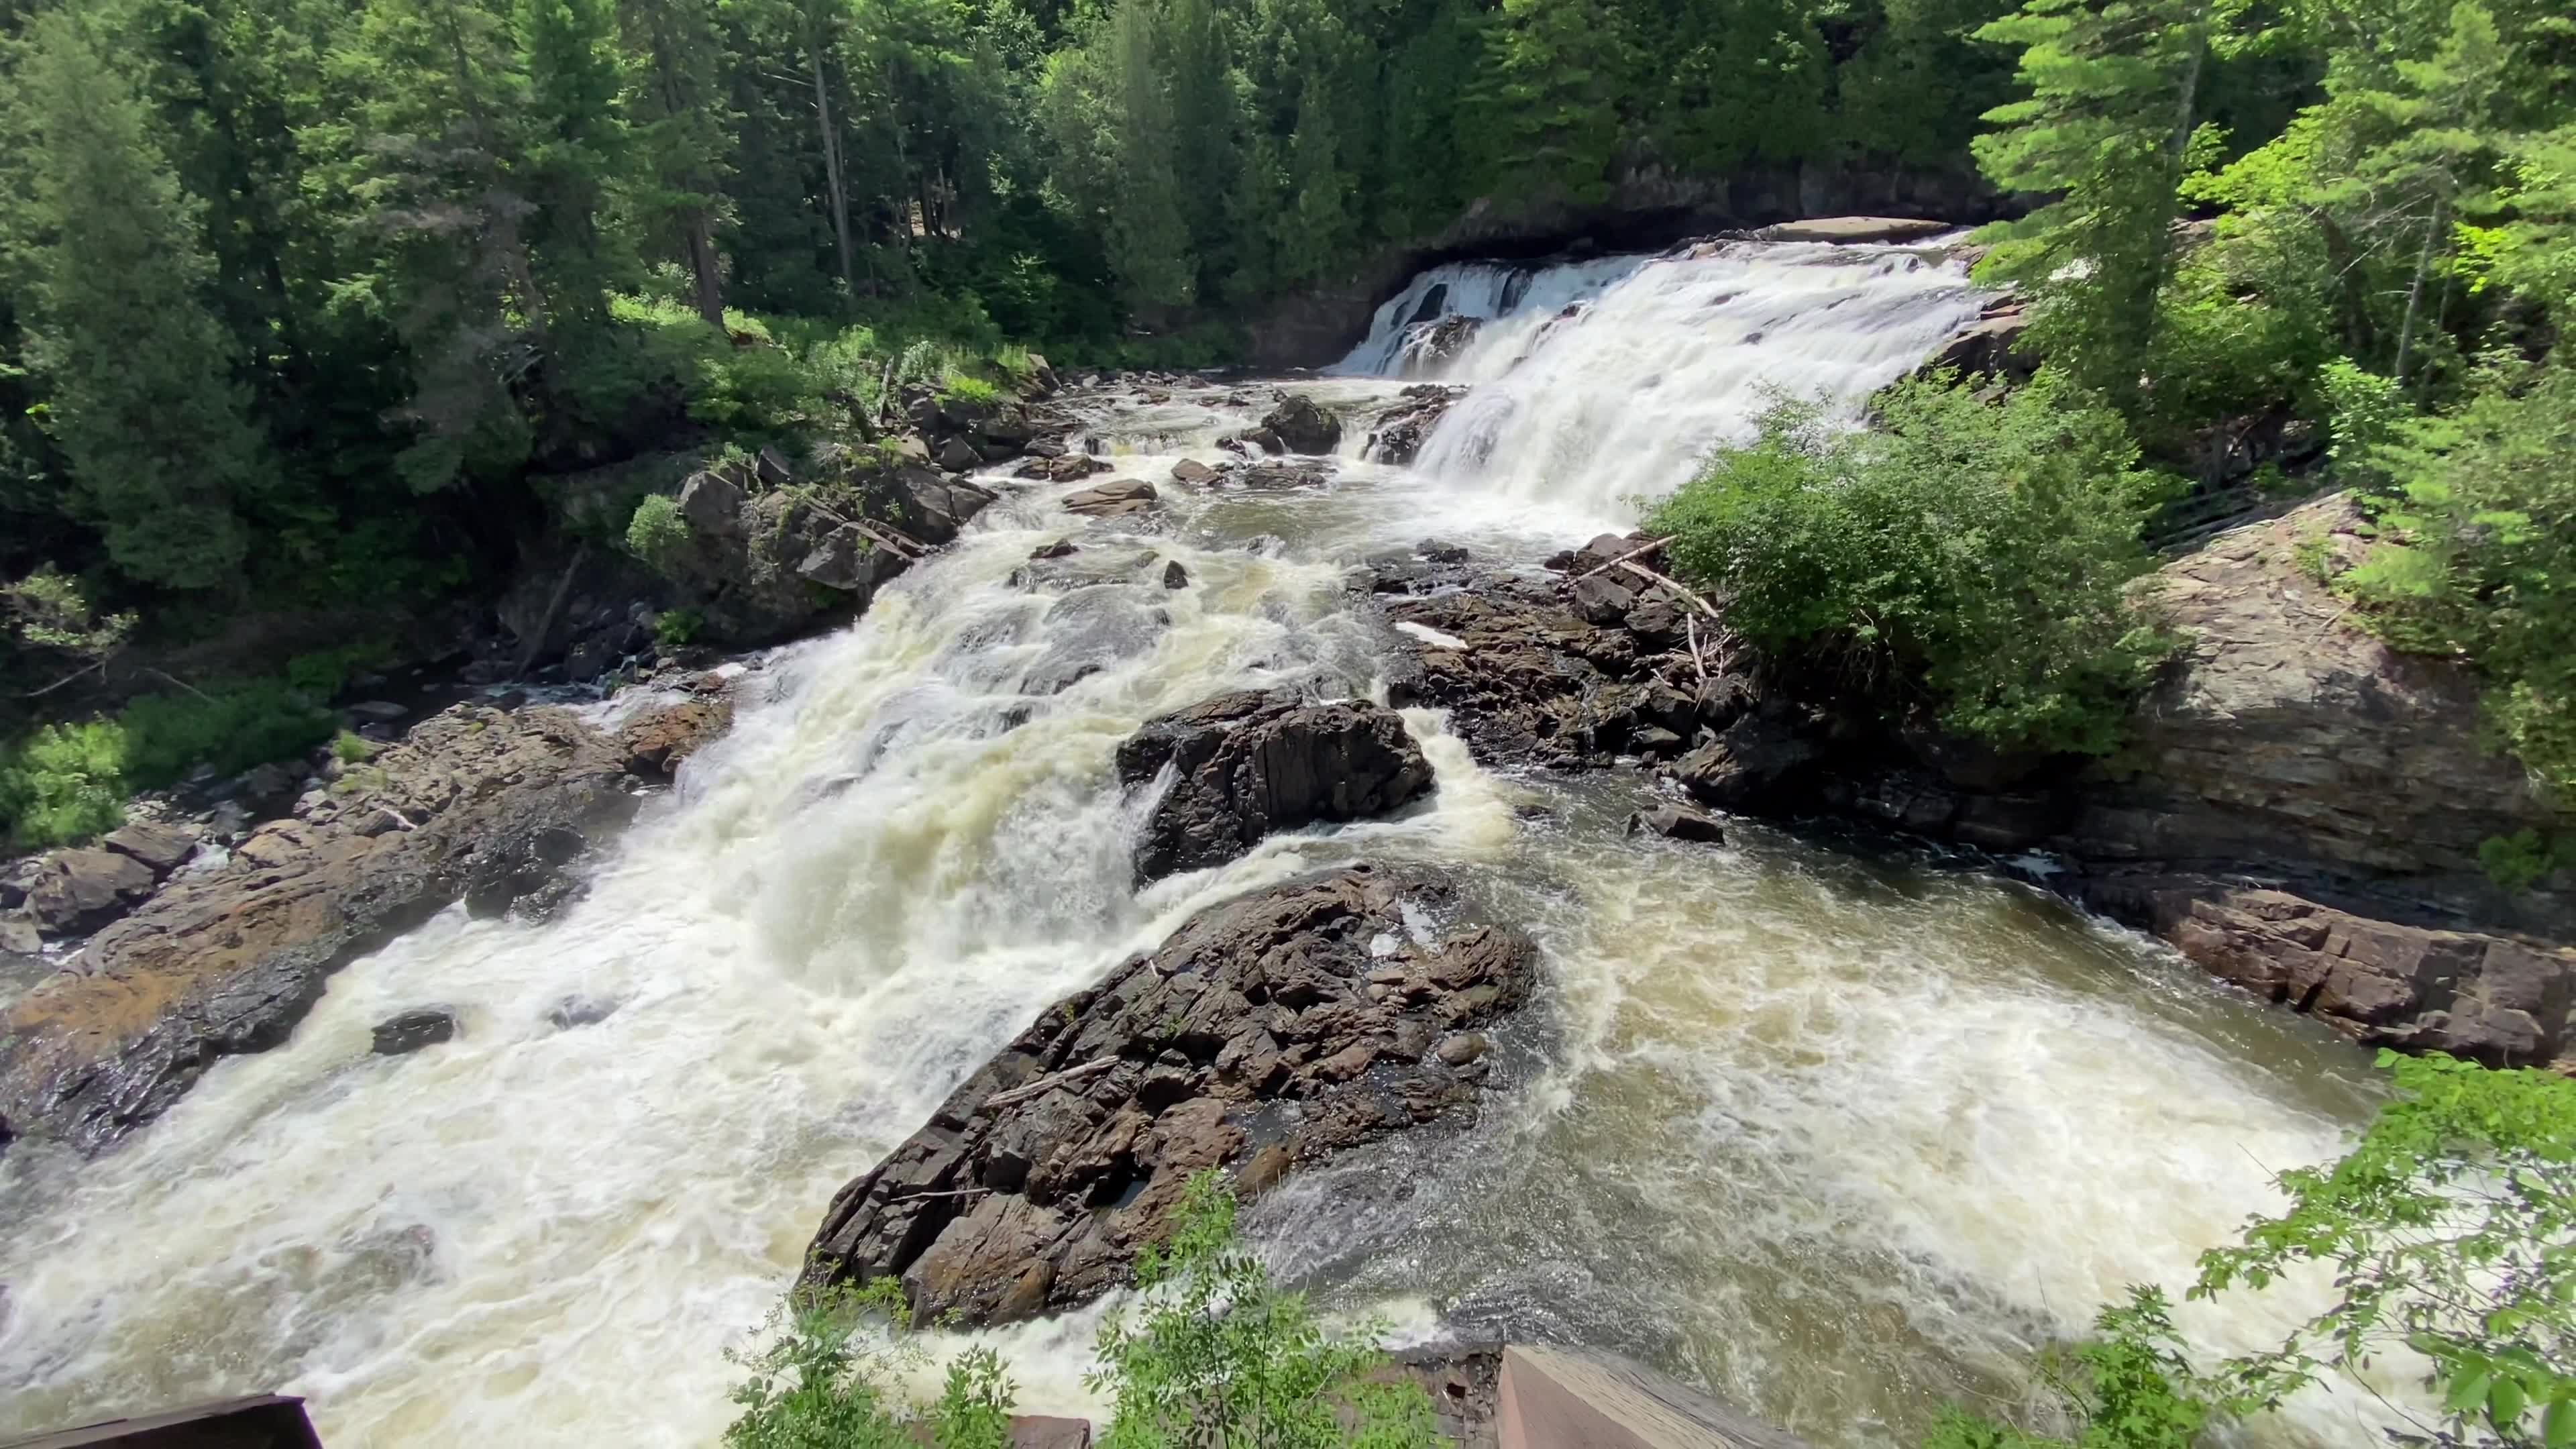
left=1925, top=1290, right=2218, bottom=1449
left=287, top=643, right=394, bottom=701
left=2338, top=361, right=2576, bottom=796
left=1648, top=376, right=2176, bottom=755
left=1936, top=1053, right=2576, bottom=1449
left=1087, top=1173, right=1440, bottom=1449
left=2479, top=829, right=2575, bottom=894
left=332, top=731, right=380, bottom=765
left=2195, top=1051, right=2576, bottom=1448
left=654, top=606, right=703, bottom=650
left=935, top=369, right=1002, bottom=406
left=627, top=492, right=692, bottom=568
left=0, top=720, right=128, bottom=848
left=3, top=566, right=131, bottom=659
left=722, top=1278, right=1009, bottom=1449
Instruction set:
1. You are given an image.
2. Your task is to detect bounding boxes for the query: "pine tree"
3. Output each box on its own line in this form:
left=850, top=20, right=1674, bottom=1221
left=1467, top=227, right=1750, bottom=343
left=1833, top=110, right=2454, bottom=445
left=1971, top=0, right=2233, bottom=413
left=1275, top=70, right=1351, bottom=284
left=517, top=0, right=632, bottom=339
left=1104, top=0, right=1192, bottom=311
left=11, top=10, right=270, bottom=591
left=1468, top=0, right=1634, bottom=205
left=619, top=0, right=733, bottom=328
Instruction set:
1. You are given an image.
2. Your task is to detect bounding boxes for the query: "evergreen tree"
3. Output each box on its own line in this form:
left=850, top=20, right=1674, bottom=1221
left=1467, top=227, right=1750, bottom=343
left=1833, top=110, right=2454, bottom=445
left=1467, top=0, right=1635, bottom=205
left=1103, top=0, right=1192, bottom=310
left=1970, top=0, right=2235, bottom=413
left=619, top=0, right=733, bottom=328
left=10, top=9, right=270, bottom=591
left=1275, top=70, right=1350, bottom=284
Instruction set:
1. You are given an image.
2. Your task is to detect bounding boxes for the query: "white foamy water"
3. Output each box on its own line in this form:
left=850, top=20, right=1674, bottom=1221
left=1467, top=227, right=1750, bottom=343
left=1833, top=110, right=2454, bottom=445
left=1334, top=241, right=1986, bottom=531
left=0, top=246, right=2393, bottom=1448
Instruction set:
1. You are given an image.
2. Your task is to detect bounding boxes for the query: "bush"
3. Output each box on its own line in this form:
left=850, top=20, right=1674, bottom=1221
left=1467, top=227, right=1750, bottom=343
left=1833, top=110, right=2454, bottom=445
left=2338, top=360, right=2576, bottom=798
left=1934, top=1051, right=2576, bottom=1448
left=627, top=494, right=691, bottom=569
left=722, top=1175, right=1437, bottom=1449
left=0, top=720, right=129, bottom=847
left=654, top=607, right=702, bottom=651
left=1646, top=374, right=2176, bottom=756
left=936, top=368, right=1003, bottom=406
left=331, top=730, right=378, bottom=765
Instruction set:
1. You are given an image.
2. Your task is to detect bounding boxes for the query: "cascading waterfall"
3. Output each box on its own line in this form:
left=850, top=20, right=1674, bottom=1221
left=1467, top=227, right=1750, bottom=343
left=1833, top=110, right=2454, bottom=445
left=0, top=241, right=2394, bottom=1448
left=1336, top=240, right=1986, bottom=530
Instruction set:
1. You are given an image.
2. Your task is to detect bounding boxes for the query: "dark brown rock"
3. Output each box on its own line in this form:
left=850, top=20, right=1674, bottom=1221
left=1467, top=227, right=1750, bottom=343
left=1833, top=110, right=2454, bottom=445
left=1627, top=804, right=1725, bottom=844
left=1362, top=387, right=1459, bottom=466
left=1170, top=459, right=1221, bottom=486
left=617, top=694, right=736, bottom=779
left=802, top=865, right=1539, bottom=1325
left=1014, top=454, right=1113, bottom=483
left=371, top=1008, right=458, bottom=1056
left=1259, top=395, right=1342, bottom=455
left=2083, top=875, right=2574, bottom=1069
left=103, top=822, right=196, bottom=875
left=22, top=849, right=160, bottom=934
left=1063, top=479, right=1158, bottom=519
left=1116, top=692, right=1435, bottom=882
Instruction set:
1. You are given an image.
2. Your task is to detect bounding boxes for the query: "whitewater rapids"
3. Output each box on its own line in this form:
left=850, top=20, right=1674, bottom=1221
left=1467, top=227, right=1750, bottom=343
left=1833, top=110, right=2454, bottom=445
left=0, top=239, right=2387, bottom=1447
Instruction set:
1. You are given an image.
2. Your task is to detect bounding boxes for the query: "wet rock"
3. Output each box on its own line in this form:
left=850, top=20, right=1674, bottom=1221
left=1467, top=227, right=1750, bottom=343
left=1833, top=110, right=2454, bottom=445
left=1627, top=804, right=1725, bottom=844
left=1672, top=705, right=1822, bottom=811
left=371, top=1008, right=458, bottom=1056
left=1258, top=395, right=1342, bottom=455
left=1235, top=426, right=1285, bottom=454
left=345, top=700, right=409, bottom=722
left=1406, top=317, right=1481, bottom=374
left=1029, top=539, right=1079, bottom=561
left=1570, top=574, right=1638, bottom=625
left=1232, top=462, right=1336, bottom=491
left=545, top=994, right=621, bottom=1030
left=795, top=525, right=902, bottom=592
left=0, top=703, right=637, bottom=1152
left=803, top=864, right=1538, bottom=1326
left=103, top=822, right=195, bottom=876
left=2084, top=875, right=2575, bottom=1068
left=1025, top=586, right=1173, bottom=695
left=21, top=849, right=158, bottom=935
left=1170, top=459, right=1221, bottom=486
left=1014, top=454, right=1112, bottom=483
left=618, top=695, right=735, bottom=779
left=1116, top=691, right=1436, bottom=882
left=936, top=436, right=982, bottom=471
left=1063, top=479, right=1158, bottom=519
left=1011, top=547, right=1164, bottom=593
left=1162, top=559, right=1189, bottom=590
left=676, top=466, right=749, bottom=537
left=896, top=470, right=1001, bottom=544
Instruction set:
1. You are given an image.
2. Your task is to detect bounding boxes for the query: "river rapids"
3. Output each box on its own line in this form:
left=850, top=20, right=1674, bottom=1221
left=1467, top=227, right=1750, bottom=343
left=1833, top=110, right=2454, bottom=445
left=0, top=238, right=2388, bottom=1446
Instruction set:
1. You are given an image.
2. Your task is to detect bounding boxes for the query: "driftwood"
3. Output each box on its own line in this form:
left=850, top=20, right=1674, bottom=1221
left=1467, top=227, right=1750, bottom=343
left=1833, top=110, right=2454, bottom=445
left=513, top=541, right=592, bottom=676
left=1613, top=560, right=1721, bottom=618
left=1572, top=536, right=1672, bottom=582
left=981, top=1055, right=1120, bottom=1112
left=1684, top=614, right=1710, bottom=686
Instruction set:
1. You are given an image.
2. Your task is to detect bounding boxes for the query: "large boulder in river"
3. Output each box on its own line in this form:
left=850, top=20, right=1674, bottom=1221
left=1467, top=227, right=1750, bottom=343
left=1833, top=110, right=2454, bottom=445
left=1117, top=691, right=1435, bottom=883
left=1063, top=478, right=1158, bottom=519
left=1259, top=394, right=1342, bottom=455
left=0, top=694, right=731, bottom=1153
left=802, top=863, right=1538, bottom=1326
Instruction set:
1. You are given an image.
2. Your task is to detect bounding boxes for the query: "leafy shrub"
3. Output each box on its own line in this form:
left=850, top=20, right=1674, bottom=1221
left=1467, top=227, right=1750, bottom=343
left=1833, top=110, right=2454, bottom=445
left=627, top=494, right=691, bottom=569
left=0, top=720, right=129, bottom=847
left=119, top=680, right=335, bottom=788
left=936, top=368, right=1003, bottom=406
left=654, top=607, right=702, bottom=651
left=286, top=641, right=391, bottom=701
left=1935, top=1051, right=2576, bottom=1448
left=2480, top=829, right=2575, bottom=894
left=331, top=730, right=378, bottom=765
left=722, top=1175, right=1436, bottom=1449
left=1087, top=1173, right=1440, bottom=1448
left=2338, top=361, right=2576, bottom=798
left=1647, top=374, right=2176, bottom=756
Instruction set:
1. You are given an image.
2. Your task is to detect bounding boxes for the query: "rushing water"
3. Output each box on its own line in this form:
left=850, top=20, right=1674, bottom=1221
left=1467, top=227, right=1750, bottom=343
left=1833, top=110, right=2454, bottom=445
left=0, top=240, right=2388, bottom=1447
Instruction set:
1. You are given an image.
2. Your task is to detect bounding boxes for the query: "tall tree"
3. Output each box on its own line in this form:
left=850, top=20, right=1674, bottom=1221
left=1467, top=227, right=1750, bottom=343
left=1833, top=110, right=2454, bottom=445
left=1971, top=0, right=2234, bottom=413
left=620, top=0, right=733, bottom=327
left=9, top=9, right=271, bottom=591
left=1103, top=0, right=1192, bottom=310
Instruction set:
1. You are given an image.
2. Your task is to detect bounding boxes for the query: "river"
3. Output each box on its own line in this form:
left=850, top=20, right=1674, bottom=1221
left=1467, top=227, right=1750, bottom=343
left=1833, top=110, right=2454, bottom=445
left=0, top=237, right=2387, bottom=1446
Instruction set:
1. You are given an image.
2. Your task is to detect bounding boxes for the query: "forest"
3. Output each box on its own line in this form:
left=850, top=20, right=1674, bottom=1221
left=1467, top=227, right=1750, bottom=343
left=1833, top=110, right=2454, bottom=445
left=0, top=0, right=2571, bottom=851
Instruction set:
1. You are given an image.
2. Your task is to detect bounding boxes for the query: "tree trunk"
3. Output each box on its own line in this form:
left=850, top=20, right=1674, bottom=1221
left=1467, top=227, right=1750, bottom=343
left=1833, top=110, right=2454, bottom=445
left=684, top=212, right=727, bottom=331
left=2394, top=195, right=2445, bottom=386
left=808, top=21, right=857, bottom=301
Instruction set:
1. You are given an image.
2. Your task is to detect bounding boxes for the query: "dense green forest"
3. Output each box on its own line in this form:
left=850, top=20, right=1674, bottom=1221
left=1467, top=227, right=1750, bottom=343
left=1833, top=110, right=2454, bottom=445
left=2, top=0, right=2573, bottom=847
left=0, top=0, right=2022, bottom=635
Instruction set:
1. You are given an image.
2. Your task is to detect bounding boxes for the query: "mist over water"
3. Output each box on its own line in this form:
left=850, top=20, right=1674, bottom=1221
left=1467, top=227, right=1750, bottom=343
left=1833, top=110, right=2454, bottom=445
left=0, top=242, right=2388, bottom=1447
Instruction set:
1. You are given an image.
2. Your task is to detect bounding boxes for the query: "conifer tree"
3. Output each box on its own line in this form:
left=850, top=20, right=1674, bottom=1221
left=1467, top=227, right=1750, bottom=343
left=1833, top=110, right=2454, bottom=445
left=11, top=9, right=269, bottom=591
left=1103, top=0, right=1192, bottom=311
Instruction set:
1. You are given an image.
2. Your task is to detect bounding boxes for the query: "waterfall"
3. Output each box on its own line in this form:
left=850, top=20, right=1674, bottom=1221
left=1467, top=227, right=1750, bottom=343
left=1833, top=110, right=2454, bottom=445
left=1336, top=240, right=1986, bottom=529
left=0, top=255, right=2394, bottom=1449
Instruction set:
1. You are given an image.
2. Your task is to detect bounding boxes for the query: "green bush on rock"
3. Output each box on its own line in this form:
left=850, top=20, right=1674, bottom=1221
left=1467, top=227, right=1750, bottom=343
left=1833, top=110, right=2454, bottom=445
left=1647, top=374, right=2176, bottom=757
left=722, top=1174, right=1438, bottom=1449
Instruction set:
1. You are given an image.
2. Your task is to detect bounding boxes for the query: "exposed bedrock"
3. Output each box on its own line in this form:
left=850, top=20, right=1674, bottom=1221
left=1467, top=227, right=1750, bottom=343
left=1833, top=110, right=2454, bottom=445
left=1116, top=690, right=1436, bottom=883
left=802, top=863, right=1538, bottom=1326
left=1368, top=516, right=2575, bottom=1070
left=0, top=690, right=737, bottom=1152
